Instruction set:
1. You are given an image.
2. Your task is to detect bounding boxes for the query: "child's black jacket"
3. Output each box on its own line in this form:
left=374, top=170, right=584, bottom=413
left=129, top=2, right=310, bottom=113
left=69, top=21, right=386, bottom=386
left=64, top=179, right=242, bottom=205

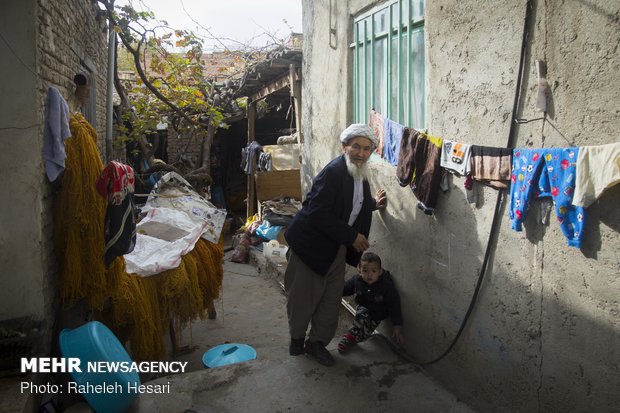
left=343, top=270, right=402, bottom=325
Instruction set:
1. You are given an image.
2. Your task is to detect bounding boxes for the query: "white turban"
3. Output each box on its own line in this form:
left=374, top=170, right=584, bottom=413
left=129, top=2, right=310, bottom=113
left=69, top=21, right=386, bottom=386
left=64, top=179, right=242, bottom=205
left=339, top=123, right=378, bottom=147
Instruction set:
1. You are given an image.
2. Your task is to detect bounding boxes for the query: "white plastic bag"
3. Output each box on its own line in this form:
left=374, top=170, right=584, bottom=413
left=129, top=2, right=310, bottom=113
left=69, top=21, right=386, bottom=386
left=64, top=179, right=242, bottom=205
left=124, top=207, right=207, bottom=276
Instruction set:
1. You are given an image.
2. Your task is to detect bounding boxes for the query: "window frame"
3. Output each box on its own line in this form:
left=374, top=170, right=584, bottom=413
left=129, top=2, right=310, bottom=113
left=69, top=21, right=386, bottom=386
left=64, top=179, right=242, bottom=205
left=351, top=0, right=426, bottom=129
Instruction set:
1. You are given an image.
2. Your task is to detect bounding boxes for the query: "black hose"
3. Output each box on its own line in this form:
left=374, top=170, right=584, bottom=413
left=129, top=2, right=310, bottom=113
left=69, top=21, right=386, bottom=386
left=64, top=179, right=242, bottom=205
left=371, top=190, right=505, bottom=366
left=374, top=0, right=534, bottom=367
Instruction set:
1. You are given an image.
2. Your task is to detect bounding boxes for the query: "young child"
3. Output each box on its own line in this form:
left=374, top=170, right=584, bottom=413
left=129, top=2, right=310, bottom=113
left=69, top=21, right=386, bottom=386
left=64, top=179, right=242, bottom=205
left=338, top=252, right=404, bottom=353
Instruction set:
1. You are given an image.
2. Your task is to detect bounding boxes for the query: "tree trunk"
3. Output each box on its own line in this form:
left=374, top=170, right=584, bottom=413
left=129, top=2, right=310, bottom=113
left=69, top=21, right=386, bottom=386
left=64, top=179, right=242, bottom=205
left=200, top=115, right=216, bottom=177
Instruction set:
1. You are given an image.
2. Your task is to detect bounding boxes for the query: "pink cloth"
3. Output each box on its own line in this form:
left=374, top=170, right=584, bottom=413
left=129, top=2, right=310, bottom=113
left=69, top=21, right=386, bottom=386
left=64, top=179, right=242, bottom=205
left=369, top=109, right=385, bottom=157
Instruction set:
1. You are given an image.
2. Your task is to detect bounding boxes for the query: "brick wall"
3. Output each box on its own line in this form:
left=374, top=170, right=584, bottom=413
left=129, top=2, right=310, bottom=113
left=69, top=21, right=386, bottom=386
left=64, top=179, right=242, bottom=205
left=0, top=0, right=110, bottom=367
left=167, top=127, right=206, bottom=167
left=37, top=0, right=108, bottom=148
left=35, top=0, right=109, bottom=329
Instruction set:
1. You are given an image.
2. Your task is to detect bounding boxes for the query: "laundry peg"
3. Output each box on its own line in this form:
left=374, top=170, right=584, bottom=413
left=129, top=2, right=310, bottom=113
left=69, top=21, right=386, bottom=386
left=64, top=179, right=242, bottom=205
left=535, top=60, right=548, bottom=113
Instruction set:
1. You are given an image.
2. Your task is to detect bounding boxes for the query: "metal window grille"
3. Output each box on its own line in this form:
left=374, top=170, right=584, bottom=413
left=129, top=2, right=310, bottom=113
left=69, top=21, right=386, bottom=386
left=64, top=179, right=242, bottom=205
left=352, top=0, right=426, bottom=129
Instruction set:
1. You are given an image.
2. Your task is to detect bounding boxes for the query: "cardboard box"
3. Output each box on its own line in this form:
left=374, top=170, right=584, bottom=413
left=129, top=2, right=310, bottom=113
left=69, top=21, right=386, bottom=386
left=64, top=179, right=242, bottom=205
left=255, top=169, right=302, bottom=202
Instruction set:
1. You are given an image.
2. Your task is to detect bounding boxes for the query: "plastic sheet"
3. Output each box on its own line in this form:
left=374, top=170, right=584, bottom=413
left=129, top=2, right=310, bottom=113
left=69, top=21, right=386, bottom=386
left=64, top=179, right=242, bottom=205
left=124, top=207, right=207, bottom=276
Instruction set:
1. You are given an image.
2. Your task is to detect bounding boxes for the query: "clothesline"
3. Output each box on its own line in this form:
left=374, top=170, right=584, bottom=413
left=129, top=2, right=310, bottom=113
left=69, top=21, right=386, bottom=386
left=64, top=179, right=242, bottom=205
left=369, top=108, right=620, bottom=249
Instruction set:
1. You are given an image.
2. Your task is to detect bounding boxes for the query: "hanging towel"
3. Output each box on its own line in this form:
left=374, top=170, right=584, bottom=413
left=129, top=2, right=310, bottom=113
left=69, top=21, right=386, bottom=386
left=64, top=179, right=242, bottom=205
left=369, top=109, right=385, bottom=157
left=42, top=86, right=71, bottom=182
left=383, top=119, right=405, bottom=166
left=470, top=145, right=512, bottom=189
left=572, top=142, right=620, bottom=207
left=96, top=161, right=137, bottom=265
left=440, top=139, right=472, bottom=176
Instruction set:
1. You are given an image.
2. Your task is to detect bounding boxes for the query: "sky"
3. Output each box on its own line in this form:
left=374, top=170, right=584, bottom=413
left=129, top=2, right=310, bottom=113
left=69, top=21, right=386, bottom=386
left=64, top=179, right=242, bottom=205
left=116, top=0, right=303, bottom=51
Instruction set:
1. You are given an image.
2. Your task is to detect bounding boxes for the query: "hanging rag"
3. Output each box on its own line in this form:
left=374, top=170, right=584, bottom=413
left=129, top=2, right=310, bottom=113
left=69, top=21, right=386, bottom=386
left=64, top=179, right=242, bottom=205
left=96, top=161, right=137, bottom=265
left=396, top=128, right=444, bottom=215
left=572, top=142, right=620, bottom=207
left=369, top=109, right=386, bottom=157
left=509, top=147, right=585, bottom=248
left=383, top=118, right=405, bottom=166
left=470, top=145, right=512, bottom=189
left=440, top=139, right=472, bottom=176
left=396, top=128, right=420, bottom=187
left=42, top=86, right=72, bottom=182
left=258, top=151, right=272, bottom=171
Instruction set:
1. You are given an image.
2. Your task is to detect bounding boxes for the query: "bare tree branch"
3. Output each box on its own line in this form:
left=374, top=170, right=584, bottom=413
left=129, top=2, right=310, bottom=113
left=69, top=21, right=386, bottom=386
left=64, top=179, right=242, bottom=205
left=98, top=0, right=209, bottom=130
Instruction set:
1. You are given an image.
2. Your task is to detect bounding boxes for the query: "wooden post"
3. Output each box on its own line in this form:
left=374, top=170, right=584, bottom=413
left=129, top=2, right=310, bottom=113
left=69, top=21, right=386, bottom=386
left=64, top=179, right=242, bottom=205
left=289, top=64, right=303, bottom=143
left=246, top=100, right=257, bottom=218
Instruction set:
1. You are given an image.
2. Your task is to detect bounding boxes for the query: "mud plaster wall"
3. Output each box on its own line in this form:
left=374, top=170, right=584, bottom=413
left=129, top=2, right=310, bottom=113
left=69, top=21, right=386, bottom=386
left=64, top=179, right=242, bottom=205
left=301, top=0, right=620, bottom=411
left=0, top=0, right=107, bottom=336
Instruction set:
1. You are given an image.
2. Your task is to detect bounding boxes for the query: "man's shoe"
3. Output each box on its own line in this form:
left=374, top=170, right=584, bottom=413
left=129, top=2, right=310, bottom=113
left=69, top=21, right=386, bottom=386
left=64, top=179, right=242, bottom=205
left=304, top=340, right=335, bottom=366
left=289, top=338, right=305, bottom=356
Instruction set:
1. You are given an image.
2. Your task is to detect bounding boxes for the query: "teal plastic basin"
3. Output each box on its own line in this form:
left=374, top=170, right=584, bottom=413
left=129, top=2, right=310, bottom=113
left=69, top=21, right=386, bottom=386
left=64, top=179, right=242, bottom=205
left=59, top=321, right=140, bottom=413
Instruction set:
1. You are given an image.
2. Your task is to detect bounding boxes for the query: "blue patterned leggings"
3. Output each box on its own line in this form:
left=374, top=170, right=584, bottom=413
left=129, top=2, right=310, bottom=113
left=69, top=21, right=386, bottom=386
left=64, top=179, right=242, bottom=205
left=509, top=147, right=585, bottom=248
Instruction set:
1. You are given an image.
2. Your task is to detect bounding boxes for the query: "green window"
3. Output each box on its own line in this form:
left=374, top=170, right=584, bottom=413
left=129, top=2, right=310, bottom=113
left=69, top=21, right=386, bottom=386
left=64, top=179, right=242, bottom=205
left=352, top=0, right=426, bottom=130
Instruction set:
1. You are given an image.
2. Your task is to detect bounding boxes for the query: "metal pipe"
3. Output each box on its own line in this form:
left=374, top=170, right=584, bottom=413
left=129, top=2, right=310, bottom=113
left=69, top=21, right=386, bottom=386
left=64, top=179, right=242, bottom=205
left=105, top=16, right=116, bottom=163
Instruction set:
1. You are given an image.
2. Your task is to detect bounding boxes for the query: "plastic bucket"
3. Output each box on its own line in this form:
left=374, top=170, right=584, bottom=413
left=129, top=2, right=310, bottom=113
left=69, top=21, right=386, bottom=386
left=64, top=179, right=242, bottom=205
left=59, top=321, right=140, bottom=413
left=263, top=240, right=288, bottom=259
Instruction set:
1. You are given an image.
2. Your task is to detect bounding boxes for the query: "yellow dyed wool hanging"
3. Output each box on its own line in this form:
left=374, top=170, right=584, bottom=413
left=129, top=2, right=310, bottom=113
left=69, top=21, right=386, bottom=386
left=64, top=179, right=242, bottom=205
left=54, top=114, right=111, bottom=309
left=194, top=239, right=224, bottom=312
left=55, top=113, right=224, bottom=361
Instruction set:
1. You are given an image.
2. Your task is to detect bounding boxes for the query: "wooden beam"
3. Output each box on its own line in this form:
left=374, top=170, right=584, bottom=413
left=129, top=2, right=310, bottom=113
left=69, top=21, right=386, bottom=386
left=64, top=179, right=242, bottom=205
left=249, top=70, right=301, bottom=102
left=289, top=64, right=303, bottom=142
left=246, top=101, right=257, bottom=218
left=269, top=58, right=295, bottom=68
left=247, top=100, right=256, bottom=144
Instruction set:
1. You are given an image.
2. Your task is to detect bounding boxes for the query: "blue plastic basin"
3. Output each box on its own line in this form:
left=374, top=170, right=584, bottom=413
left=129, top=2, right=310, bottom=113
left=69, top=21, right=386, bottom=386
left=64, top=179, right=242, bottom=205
left=202, top=343, right=257, bottom=368
left=59, top=321, right=140, bottom=413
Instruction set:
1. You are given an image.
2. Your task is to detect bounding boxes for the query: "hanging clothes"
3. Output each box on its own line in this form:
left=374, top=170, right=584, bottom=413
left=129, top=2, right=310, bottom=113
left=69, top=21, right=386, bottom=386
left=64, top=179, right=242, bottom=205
left=396, top=128, right=443, bottom=215
left=440, top=139, right=472, bottom=176
left=572, top=142, right=620, bottom=207
left=42, top=86, right=71, bottom=182
left=240, top=140, right=263, bottom=174
left=96, top=161, right=137, bottom=265
left=396, top=128, right=419, bottom=186
left=383, top=118, right=405, bottom=166
left=258, top=151, right=272, bottom=171
left=369, top=109, right=385, bottom=157
left=470, top=145, right=512, bottom=189
left=509, top=147, right=585, bottom=248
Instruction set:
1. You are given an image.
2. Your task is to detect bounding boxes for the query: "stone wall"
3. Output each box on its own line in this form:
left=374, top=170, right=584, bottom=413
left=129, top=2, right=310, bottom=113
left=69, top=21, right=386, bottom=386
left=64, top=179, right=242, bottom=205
left=301, top=0, right=620, bottom=411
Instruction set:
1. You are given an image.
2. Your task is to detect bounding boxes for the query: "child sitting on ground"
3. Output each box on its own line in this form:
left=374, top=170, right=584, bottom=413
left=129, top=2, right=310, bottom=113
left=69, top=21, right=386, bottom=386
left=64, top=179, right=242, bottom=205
left=338, top=252, right=404, bottom=353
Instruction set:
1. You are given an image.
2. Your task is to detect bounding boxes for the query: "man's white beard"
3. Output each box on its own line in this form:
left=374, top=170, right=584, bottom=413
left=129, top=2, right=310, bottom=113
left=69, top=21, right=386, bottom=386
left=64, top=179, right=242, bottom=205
left=345, top=153, right=369, bottom=180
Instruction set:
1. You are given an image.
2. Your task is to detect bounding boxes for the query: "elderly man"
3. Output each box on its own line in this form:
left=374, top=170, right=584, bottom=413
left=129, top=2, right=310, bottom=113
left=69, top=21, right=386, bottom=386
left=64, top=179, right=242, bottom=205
left=284, top=124, right=387, bottom=366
